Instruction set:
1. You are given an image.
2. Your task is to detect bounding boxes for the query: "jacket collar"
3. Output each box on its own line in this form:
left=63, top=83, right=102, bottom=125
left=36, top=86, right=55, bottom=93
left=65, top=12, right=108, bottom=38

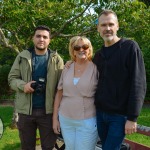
left=19, top=47, right=58, bottom=59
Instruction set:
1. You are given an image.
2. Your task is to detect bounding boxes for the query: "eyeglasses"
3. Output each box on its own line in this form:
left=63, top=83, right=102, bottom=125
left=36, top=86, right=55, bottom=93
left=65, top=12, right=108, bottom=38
left=74, top=44, right=89, bottom=51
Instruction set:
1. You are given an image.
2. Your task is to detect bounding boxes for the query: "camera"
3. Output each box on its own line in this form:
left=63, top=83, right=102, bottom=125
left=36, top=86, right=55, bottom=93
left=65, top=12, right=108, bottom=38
left=31, top=78, right=46, bottom=95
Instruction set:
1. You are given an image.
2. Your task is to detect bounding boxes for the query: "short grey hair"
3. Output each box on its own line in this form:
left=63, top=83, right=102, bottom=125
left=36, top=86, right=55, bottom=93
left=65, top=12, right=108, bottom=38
left=98, top=9, right=118, bottom=24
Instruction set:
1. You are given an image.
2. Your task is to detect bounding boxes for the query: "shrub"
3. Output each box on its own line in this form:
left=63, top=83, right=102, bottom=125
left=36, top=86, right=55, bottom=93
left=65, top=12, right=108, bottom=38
left=0, top=65, right=12, bottom=99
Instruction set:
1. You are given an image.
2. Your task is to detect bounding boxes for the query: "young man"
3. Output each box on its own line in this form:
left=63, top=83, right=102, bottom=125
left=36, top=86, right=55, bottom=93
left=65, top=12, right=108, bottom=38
left=93, top=10, right=146, bottom=150
left=8, top=25, right=64, bottom=150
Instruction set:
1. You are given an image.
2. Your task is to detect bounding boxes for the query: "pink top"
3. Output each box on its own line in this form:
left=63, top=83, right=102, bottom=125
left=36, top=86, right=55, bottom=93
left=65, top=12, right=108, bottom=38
left=58, top=61, right=98, bottom=120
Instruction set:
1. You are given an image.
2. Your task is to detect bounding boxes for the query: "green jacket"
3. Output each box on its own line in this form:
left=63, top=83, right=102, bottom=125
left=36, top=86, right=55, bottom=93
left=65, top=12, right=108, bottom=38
left=8, top=49, right=64, bottom=115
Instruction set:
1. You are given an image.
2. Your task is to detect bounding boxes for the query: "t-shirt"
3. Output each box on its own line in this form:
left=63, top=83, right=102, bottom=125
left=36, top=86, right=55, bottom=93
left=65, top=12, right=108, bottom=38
left=32, top=52, right=48, bottom=109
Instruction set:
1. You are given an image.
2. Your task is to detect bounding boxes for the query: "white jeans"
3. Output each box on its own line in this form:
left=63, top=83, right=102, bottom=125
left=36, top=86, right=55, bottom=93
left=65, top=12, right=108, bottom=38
left=59, top=113, right=98, bottom=150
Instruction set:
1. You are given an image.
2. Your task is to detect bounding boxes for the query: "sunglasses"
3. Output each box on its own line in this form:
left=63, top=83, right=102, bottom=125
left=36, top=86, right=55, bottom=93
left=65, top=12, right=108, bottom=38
left=74, top=44, right=89, bottom=51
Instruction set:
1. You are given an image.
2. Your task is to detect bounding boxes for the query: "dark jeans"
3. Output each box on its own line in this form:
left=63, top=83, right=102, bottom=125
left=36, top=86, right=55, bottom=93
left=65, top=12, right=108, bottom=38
left=17, top=109, right=57, bottom=150
left=96, top=110, right=127, bottom=150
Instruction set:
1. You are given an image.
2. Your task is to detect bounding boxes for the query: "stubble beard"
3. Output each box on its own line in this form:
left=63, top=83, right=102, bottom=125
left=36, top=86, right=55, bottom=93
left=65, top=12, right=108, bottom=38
left=103, top=35, right=114, bottom=42
left=101, top=30, right=115, bottom=43
left=35, top=46, right=47, bottom=51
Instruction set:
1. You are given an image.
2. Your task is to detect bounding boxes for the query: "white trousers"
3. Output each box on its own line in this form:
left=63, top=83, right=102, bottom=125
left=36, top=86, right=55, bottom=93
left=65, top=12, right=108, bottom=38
left=59, top=113, right=98, bottom=150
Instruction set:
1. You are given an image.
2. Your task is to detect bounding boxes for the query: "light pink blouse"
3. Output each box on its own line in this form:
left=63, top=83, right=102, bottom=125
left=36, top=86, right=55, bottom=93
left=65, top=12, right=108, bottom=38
left=58, top=61, right=98, bottom=120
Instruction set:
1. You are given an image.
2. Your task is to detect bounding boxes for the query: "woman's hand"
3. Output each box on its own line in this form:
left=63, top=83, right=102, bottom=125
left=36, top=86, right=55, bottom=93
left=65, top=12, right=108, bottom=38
left=53, top=90, right=63, bottom=134
left=53, top=118, right=60, bottom=134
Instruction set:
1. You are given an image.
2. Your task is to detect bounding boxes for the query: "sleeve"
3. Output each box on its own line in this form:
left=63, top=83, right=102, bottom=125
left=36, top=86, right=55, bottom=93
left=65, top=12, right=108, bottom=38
left=127, top=41, right=146, bottom=121
left=56, top=54, right=64, bottom=81
left=57, top=68, right=68, bottom=90
left=92, top=50, right=102, bottom=74
left=92, top=51, right=99, bottom=65
left=8, top=55, right=26, bottom=92
left=57, top=69, right=64, bottom=90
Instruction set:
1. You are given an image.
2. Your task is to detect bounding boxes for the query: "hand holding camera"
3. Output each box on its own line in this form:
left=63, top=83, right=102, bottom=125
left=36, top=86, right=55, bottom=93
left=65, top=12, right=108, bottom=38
left=30, top=78, right=46, bottom=95
left=24, top=81, right=36, bottom=93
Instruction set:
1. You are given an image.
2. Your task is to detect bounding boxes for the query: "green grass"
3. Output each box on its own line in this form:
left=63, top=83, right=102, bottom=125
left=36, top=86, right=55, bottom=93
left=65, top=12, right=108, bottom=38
left=126, top=133, right=150, bottom=147
left=137, top=107, right=150, bottom=126
left=0, top=94, right=15, bottom=100
left=0, top=106, right=20, bottom=150
left=0, top=106, right=150, bottom=149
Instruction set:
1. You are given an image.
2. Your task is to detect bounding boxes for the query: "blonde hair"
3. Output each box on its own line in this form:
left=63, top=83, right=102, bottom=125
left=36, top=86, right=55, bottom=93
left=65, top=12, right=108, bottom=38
left=69, top=36, right=93, bottom=61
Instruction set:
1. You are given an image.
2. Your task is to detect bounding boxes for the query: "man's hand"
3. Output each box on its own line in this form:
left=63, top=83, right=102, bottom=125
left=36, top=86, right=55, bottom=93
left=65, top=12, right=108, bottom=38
left=125, top=120, right=137, bottom=134
left=24, top=81, right=36, bottom=93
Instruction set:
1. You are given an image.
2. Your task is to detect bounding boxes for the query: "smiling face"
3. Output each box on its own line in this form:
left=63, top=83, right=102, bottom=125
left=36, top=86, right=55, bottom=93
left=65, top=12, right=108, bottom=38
left=97, top=13, right=119, bottom=46
left=69, top=36, right=93, bottom=61
left=73, top=39, right=90, bottom=61
left=33, top=30, right=50, bottom=54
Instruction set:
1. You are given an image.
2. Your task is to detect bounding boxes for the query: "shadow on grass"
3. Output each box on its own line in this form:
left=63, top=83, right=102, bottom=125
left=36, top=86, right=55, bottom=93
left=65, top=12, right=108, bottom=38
left=1, top=143, right=21, bottom=150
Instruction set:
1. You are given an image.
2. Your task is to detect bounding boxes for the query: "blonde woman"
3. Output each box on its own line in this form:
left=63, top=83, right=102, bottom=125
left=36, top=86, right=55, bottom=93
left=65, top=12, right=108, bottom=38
left=53, top=36, right=98, bottom=150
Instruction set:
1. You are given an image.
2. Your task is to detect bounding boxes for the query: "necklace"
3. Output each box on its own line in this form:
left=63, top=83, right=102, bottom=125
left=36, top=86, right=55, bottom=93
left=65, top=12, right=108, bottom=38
left=75, top=61, right=87, bottom=73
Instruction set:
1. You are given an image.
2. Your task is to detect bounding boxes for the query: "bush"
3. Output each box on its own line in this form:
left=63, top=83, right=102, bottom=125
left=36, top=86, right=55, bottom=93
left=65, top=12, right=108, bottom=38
left=143, top=48, right=150, bottom=101
left=0, top=65, right=12, bottom=99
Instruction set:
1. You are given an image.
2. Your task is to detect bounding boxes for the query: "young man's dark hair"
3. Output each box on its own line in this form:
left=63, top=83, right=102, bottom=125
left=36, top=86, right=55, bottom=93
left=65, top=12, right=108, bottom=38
left=33, top=25, right=51, bottom=36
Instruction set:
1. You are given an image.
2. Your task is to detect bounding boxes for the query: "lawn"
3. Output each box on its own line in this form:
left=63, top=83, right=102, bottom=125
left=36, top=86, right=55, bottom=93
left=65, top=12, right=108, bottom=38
left=0, top=106, right=20, bottom=150
left=0, top=106, right=150, bottom=150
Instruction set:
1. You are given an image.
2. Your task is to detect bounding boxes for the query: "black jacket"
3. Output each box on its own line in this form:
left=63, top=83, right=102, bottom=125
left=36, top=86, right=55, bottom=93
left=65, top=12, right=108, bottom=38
left=93, top=38, right=146, bottom=121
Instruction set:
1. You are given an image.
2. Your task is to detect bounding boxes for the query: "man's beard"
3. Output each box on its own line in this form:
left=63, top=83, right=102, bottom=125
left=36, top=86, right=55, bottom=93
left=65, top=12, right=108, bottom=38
left=35, top=46, right=46, bottom=51
left=102, top=31, right=115, bottom=42
left=103, top=35, right=114, bottom=42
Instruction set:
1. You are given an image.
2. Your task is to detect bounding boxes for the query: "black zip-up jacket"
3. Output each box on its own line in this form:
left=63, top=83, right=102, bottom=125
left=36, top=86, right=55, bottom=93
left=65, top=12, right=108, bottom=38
left=93, top=38, right=146, bottom=121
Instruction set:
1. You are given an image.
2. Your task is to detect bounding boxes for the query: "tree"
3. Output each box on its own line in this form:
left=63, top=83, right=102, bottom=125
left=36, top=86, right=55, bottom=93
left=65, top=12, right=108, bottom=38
left=0, top=0, right=97, bottom=54
left=1, top=0, right=150, bottom=96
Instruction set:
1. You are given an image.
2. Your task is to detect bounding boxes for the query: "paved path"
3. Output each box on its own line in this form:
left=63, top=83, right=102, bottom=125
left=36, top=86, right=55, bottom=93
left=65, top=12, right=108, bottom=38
left=36, top=145, right=41, bottom=150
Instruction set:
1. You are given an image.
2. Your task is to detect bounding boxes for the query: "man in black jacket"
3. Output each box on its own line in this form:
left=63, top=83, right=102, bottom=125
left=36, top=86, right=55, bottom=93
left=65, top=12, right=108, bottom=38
left=93, top=10, right=146, bottom=150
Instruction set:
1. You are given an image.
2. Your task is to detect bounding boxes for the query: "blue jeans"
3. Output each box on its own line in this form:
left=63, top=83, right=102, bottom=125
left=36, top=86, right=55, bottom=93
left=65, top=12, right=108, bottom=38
left=96, top=110, right=127, bottom=150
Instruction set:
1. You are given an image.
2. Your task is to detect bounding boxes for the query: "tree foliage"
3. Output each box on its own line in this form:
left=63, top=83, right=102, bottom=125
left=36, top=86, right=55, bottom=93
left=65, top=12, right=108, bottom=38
left=139, top=0, right=150, bottom=6
left=0, top=0, right=150, bottom=100
left=1, top=0, right=149, bottom=55
left=0, top=0, right=97, bottom=54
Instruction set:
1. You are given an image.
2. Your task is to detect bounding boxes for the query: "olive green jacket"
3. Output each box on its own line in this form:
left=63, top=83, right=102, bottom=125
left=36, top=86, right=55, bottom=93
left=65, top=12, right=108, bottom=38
left=8, top=49, right=64, bottom=115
